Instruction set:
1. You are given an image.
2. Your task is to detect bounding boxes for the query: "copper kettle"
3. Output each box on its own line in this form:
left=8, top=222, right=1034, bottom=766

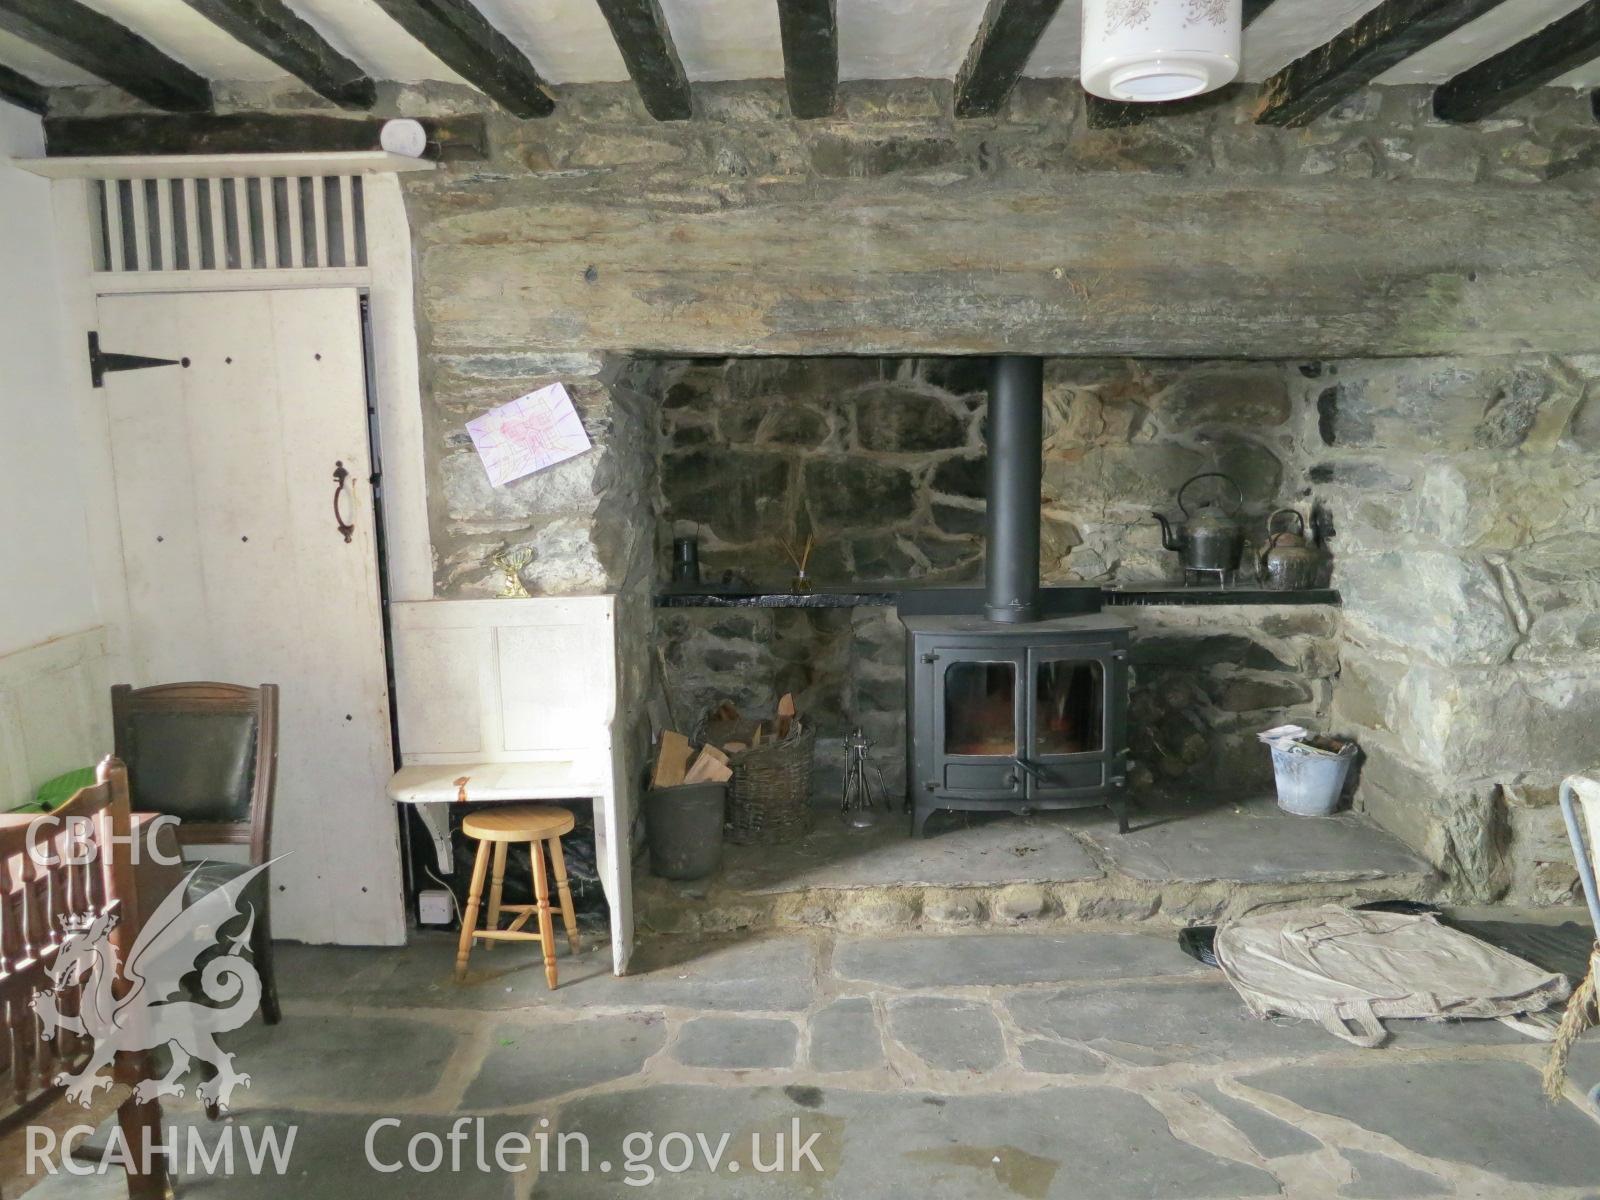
left=1259, top=508, right=1322, bottom=591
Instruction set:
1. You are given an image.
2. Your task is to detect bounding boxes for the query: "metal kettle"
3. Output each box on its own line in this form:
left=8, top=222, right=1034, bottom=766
left=1153, top=472, right=1246, bottom=576
left=1259, top=508, right=1322, bottom=591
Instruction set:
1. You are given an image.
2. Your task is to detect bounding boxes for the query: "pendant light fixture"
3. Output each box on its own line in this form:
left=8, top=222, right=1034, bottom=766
left=1081, top=0, right=1241, bottom=103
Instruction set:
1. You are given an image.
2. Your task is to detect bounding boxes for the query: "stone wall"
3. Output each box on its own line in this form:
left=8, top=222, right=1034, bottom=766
left=390, top=81, right=1600, bottom=360
left=653, top=354, right=1336, bottom=802
left=655, top=600, right=1339, bottom=807
left=425, top=351, right=654, bottom=600
left=420, top=346, right=659, bottom=829
left=653, top=350, right=1600, bottom=908
left=54, top=77, right=1598, bottom=902
left=1315, top=354, right=1600, bottom=904
left=396, top=83, right=1600, bottom=904
left=655, top=356, right=1299, bottom=588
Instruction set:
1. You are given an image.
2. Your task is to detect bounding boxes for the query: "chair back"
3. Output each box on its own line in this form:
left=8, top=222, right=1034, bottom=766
left=111, top=682, right=278, bottom=863
left=0, top=757, right=138, bottom=1129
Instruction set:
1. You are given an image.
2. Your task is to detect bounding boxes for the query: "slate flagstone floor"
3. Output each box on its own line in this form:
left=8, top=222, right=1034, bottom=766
left=22, top=925, right=1600, bottom=1199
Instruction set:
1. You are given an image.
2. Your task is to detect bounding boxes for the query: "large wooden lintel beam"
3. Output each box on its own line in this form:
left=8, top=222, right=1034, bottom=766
left=955, top=0, right=1066, bottom=118
left=44, top=113, right=488, bottom=161
left=1255, top=0, right=1509, bottom=127
left=1434, top=1, right=1600, bottom=124
left=775, top=0, right=838, bottom=119
left=594, top=0, right=692, bottom=121
left=414, top=177, right=1600, bottom=359
left=1084, top=0, right=1277, bottom=129
left=0, top=0, right=211, bottom=112
left=178, top=0, right=375, bottom=110
left=0, top=62, right=46, bottom=114
left=372, top=0, right=553, bottom=119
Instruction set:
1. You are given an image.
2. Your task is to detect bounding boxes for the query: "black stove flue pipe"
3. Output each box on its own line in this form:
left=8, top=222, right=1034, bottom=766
left=984, top=355, right=1044, bottom=624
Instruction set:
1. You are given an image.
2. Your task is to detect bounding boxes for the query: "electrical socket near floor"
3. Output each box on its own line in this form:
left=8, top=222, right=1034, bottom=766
left=418, top=889, right=454, bottom=925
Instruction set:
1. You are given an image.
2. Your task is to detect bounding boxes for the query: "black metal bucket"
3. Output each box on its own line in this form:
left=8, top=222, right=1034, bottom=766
left=644, top=782, right=726, bottom=880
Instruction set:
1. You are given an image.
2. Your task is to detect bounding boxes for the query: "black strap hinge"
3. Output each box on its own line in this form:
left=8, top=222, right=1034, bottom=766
left=88, top=331, right=186, bottom=389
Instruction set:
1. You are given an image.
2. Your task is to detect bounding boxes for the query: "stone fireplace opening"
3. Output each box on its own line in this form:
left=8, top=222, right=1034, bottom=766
left=485, top=345, right=1596, bottom=930
left=640, top=350, right=1373, bottom=927
left=648, top=352, right=1332, bottom=806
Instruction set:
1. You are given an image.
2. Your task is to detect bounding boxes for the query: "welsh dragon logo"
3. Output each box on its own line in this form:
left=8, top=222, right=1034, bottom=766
left=31, top=861, right=274, bottom=1111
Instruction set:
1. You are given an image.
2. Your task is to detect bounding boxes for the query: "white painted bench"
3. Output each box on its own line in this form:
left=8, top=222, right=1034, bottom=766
left=385, top=597, right=632, bottom=972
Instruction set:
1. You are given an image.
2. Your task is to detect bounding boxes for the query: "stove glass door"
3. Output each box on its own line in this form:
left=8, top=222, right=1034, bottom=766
left=943, top=660, right=1018, bottom=757
left=1025, top=644, right=1114, bottom=797
left=1034, top=658, right=1105, bottom=756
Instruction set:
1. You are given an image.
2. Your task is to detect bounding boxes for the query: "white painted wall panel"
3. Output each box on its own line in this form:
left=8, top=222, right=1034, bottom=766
left=0, top=629, right=114, bottom=809
left=658, top=0, right=784, bottom=81
left=471, top=0, right=630, bottom=83
left=0, top=108, right=98, bottom=659
left=1025, top=0, right=1083, bottom=78
left=838, top=0, right=990, bottom=80
left=289, top=0, right=469, bottom=87
left=0, top=30, right=97, bottom=87
left=78, top=0, right=281, bottom=81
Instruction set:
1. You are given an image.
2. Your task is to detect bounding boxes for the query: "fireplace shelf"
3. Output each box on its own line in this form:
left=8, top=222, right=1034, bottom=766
left=654, top=584, right=1341, bottom=610
left=1101, top=585, right=1341, bottom=607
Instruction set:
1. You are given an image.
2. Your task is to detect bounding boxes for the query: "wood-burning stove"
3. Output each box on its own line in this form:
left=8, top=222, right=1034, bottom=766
left=905, top=614, right=1130, bottom=836
left=902, top=355, right=1131, bottom=836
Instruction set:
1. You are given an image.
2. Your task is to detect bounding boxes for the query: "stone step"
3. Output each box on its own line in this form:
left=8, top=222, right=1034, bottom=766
left=635, top=797, right=1440, bottom=935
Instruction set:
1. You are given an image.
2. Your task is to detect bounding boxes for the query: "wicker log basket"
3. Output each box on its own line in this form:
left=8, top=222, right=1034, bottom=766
left=699, top=712, right=816, bottom=845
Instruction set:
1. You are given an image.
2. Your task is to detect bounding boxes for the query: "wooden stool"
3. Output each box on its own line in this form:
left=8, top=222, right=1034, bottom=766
left=454, top=805, right=581, bottom=988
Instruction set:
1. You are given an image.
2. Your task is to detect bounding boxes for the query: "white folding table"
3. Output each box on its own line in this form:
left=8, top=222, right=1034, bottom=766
left=385, top=598, right=633, bottom=973
left=386, top=760, right=606, bottom=874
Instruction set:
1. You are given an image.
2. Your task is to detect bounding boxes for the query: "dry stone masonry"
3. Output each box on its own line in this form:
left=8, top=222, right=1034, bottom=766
left=1316, top=355, right=1600, bottom=905
left=69, top=76, right=1597, bottom=906
left=651, top=356, right=1335, bottom=803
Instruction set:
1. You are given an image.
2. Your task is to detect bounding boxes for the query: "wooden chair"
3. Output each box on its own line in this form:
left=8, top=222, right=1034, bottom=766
left=455, top=805, right=581, bottom=988
left=111, top=682, right=280, bottom=1026
left=0, top=757, right=168, bottom=1198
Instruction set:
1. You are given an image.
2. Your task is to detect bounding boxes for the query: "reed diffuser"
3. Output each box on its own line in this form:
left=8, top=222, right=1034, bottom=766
left=781, top=534, right=815, bottom=594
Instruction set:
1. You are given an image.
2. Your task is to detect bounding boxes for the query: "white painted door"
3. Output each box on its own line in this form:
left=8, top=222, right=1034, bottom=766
left=98, top=288, right=403, bottom=945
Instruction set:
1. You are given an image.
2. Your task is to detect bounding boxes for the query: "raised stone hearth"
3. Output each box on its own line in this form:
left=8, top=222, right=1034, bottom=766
left=634, top=797, right=1437, bottom=936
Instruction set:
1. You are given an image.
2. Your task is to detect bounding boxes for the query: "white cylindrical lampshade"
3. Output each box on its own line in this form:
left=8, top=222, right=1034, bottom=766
left=1081, top=0, right=1241, bottom=103
left=379, top=119, right=429, bottom=158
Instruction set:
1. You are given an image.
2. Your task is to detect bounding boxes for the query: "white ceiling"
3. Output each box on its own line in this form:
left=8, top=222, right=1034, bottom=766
left=9, top=0, right=1600, bottom=96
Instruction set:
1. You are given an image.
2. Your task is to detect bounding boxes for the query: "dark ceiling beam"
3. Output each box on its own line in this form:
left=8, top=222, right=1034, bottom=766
left=372, top=0, right=553, bottom=118
left=1084, top=0, right=1279, bottom=129
left=178, top=0, right=375, bottom=110
left=1242, top=0, right=1280, bottom=26
left=1434, top=1, right=1600, bottom=123
left=0, top=62, right=47, bottom=114
left=955, top=0, right=1066, bottom=118
left=594, top=0, right=692, bottom=120
left=0, top=0, right=211, bottom=112
left=45, top=113, right=487, bottom=161
left=775, top=0, right=837, bottom=119
left=1255, top=0, right=1511, bottom=127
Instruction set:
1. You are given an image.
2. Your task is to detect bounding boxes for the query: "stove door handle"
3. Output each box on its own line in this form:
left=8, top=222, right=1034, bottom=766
left=1011, top=756, right=1046, bottom=783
